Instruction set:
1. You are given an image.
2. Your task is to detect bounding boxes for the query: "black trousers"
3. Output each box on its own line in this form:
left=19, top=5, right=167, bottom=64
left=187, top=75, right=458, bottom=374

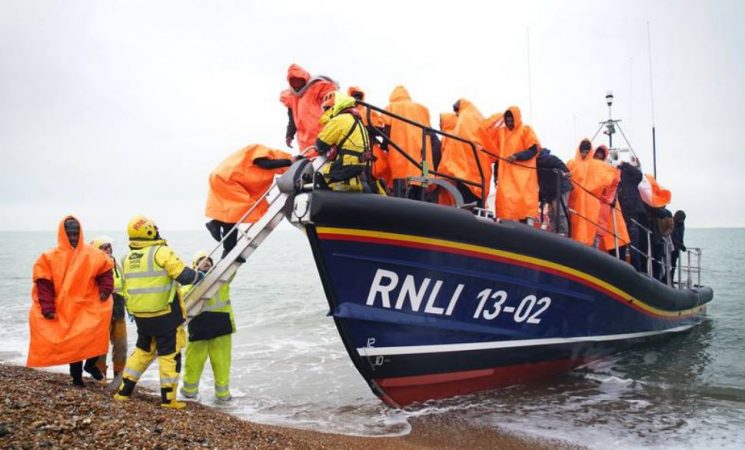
left=69, top=357, right=100, bottom=381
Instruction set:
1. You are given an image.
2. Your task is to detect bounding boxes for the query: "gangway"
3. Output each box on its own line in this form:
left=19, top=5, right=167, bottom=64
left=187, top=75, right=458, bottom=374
left=183, top=156, right=323, bottom=321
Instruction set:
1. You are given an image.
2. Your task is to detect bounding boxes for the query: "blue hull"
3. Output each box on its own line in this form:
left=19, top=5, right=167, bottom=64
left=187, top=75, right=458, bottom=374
left=296, top=191, right=712, bottom=406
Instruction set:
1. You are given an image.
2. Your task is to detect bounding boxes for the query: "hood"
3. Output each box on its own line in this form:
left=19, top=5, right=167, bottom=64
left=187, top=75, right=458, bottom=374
left=129, top=238, right=167, bottom=250
left=331, top=93, right=357, bottom=117
left=456, top=98, right=482, bottom=118
left=57, top=215, right=83, bottom=251
left=347, top=86, right=365, bottom=100
left=286, top=64, right=311, bottom=86
left=574, top=138, right=594, bottom=161
left=389, top=85, right=411, bottom=102
left=505, top=106, right=523, bottom=129
left=594, top=145, right=609, bottom=161
left=440, top=112, right=458, bottom=132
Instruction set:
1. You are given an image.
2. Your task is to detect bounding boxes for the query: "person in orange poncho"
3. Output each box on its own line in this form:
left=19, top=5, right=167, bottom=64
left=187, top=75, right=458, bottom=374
left=348, top=86, right=390, bottom=185
left=205, top=144, right=295, bottom=258
left=593, top=146, right=631, bottom=257
left=494, top=106, right=540, bottom=221
left=440, top=112, right=458, bottom=134
left=29, top=216, right=114, bottom=387
left=380, top=86, right=436, bottom=198
left=280, top=64, right=338, bottom=152
left=437, top=99, right=497, bottom=207
left=567, top=140, right=616, bottom=246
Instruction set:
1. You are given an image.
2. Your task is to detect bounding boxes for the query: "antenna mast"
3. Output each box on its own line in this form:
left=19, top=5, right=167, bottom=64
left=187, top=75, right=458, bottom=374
left=647, top=21, right=657, bottom=178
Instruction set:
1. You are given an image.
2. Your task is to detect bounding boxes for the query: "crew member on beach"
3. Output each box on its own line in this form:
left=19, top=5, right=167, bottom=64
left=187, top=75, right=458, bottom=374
left=114, top=215, right=202, bottom=409
left=28, top=216, right=113, bottom=387
left=90, top=236, right=128, bottom=381
left=280, top=64, right=338, bottom=152
left=494, top=106, right=541, bottom=222
left=180, top=251, right=236, bottom=402
left=205, top=144, right=295, bottom=260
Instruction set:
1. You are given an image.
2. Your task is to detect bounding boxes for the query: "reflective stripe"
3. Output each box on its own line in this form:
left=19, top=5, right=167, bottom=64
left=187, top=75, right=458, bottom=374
left=160, top=377, right=179, bottom=385
left=127, top=285, right=173, bottom=295
left=202, top=299, right=231, bottom=313
left=124, top=271, right=167, bottom=279
left=215, top=384, right=230, bottom=393
left=181, top=381, right=199, bottom=391
left=113, top=287, right=123, bottom=293
left=124, top=367, right=142, bottom=380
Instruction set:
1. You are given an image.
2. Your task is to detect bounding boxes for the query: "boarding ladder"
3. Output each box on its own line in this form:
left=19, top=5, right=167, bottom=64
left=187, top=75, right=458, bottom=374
left=183, top=156, right=325, bottom=322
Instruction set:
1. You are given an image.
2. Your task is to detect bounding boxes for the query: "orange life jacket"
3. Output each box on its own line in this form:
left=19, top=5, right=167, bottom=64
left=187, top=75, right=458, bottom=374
left=27, top=216, right=113, bottom=367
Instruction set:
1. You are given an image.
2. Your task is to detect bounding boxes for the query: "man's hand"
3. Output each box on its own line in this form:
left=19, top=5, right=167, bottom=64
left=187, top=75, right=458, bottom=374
left=285, top=136, right=294, bottom=148
left=506, top=155, right=517, bottom=163
left=42, top=311, right=55, bottom=320
left=99, top=291, right=109, bottom=301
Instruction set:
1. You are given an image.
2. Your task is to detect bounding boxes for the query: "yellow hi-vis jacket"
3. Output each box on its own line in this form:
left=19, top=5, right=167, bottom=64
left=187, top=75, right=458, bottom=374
left=180, top=274, right=235, bottom=341
left=123, top=242, right=186, bottom=317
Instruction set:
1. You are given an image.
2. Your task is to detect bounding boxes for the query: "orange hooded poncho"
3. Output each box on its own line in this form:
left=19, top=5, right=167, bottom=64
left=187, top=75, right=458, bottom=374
left=205, top=144, right=292, bottom=224
left=348, top=86, right=390, bottom=182
left=437, top=99, right=497, bottom=199
left=494, top=106, right=540, bottom=220
left=567, top=141, right=617, bottom=246
left=439, top=112, right=458, bottom=134
left=594, top=147, right=631, bottom=251
left=28, top=216, right=113, bottom=367
left=381, top=86, right=433, bottom=183
left=279, top=64, right=337, bottom=152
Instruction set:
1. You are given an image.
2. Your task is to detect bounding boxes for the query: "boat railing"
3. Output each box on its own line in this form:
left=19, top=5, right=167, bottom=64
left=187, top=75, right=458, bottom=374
left=356, top=100, right=488, bottom=207
left=676, top=247, right=702, bottom=289
left=351, top=100, right=698, bottom=290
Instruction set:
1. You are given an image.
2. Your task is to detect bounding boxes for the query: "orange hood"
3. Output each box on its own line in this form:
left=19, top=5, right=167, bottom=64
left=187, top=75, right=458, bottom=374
left=505, top=106, right=523, bottom=129
left=348, top=86, right=365, bottom=100
left=57, top=215, right=84, bottom=252
left=389, top=85, right=412, bottom=102
left=574, top=138, right=594, bottom=161
left=286, top=64, right=311, bottom=86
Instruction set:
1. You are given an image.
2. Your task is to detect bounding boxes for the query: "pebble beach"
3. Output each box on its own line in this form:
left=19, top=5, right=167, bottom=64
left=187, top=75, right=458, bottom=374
left=0, top=364, right=579, bottom=449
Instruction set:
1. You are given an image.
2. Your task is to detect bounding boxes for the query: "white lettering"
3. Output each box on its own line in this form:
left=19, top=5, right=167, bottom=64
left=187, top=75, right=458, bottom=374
left=423, top=280, right=444, bottom=315
left=395, top=275, right=431, bottom=312
left=366, top=269, right=399, bottom=308
left=445, top=284, right=464, bottom=316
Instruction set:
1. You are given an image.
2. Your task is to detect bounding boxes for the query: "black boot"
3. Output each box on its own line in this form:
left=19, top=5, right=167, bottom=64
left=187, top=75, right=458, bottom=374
left=205, top=220, right=223, bottom=242
left=83, top=358, right=104, bottom=381
left=70, top=362, right=85, bottom=387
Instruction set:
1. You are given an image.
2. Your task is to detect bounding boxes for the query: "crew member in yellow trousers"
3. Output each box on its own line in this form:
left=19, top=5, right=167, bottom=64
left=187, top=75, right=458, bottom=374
left=113, top=216, right=203, bottom=409
left=91, top=237, right=128, bottom=380
left=180, top=250, right=235, bottom=402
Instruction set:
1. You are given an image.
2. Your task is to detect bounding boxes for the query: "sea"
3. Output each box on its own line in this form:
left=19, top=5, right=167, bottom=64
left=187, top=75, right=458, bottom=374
left=1, top=227, right=743, bottom=449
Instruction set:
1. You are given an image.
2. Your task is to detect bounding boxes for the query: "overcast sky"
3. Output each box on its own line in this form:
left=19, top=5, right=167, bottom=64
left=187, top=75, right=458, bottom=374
left=1, top=0, right=743, bottom=230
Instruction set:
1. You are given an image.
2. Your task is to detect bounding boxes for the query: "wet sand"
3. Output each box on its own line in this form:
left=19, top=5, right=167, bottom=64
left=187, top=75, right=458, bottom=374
left=0, top=364, right=582, bottom=449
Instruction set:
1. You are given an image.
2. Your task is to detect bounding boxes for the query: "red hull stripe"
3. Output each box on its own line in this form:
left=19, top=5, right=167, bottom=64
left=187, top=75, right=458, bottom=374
left=316, top=228, right=702, bottom=319
left=373, top=359, right=584, bottom=407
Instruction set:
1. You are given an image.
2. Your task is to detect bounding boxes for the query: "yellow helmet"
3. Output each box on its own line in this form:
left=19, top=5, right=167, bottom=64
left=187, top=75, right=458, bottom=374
left=127, top=215, right=158, bottom=240
left=90, top=235, right=114, bottom=249
left=192, top=249, right=213, bottom=269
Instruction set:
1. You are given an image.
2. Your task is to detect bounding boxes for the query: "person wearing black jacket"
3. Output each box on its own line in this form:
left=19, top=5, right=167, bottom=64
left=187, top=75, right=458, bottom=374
left=536, top=148, right=572, bottom=234
left=617, top=160, right=647, bottom=271
left=671, top=210, right=687, bottom=283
